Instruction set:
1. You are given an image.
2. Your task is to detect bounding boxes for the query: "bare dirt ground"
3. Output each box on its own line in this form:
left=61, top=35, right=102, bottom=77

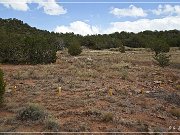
left=0, top=49, right=180, bottom=133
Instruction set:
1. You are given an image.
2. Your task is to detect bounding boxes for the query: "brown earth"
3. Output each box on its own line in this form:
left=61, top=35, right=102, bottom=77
left=0, top=49, right=180, bottom=134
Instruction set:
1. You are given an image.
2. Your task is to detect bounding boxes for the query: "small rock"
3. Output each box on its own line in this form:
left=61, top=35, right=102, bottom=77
left=152, top=73, right=157, bottom=75
left=154, top=81, right=162, bottom=84
left=148, top=126, right=154, bottom=133
left=145, top=91, right=150, bottom=94
left=87, top=57, right=92, bottom=61
left=135, top=89, right=141, bottom=94
left=168, top=80, right=173, bottom=83
left=5, top=86, right=12, bottom=93
left=156, top=115, right=166, bottom=120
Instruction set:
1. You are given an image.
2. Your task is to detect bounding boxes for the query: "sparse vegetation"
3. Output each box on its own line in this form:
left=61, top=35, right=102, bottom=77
left=1, top=49, right=180, bottom=132
left=0, top=18, right=180, bottom=132
left=0, top=69, right=5, bottom=106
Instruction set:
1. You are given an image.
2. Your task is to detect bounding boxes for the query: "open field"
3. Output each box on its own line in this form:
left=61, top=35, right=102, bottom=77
left=0, top=49, right=180, bottom=133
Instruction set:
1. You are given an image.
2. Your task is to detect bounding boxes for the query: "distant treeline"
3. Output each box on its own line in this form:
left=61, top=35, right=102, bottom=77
left=0, top=18, right=179, bottom=64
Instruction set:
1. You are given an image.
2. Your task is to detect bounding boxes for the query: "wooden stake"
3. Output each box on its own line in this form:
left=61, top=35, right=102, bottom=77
left=57, top=87, right=61, bottom=96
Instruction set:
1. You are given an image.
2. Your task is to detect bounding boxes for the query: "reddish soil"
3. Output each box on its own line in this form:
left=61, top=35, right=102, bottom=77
left=0, top=50, right=180, bottom=133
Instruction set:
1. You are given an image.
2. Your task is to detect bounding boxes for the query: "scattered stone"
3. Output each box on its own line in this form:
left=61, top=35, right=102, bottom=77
left=156, top=115, right=166, bottom=120
left=154, top=81, right=162, bottom=84
left=145, top=91, right=150, bottom=94
left=168, top=80, right=173, bottom=83
left=87, top=57, right=93, bottom=62
left=134, top=89, right=144, bottom=94
left=6, top=88, right=12, bottom=93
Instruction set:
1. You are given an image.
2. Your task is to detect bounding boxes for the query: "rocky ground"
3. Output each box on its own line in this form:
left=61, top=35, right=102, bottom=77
left=0, top=49, right=180, bottom=134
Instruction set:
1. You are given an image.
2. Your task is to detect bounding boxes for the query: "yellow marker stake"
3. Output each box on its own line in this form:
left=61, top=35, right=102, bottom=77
left=109, top=89, right=113, bottom=96
left=13, top=86, right=17, bottom=92
left=58, top=87, right=62, bottom=96
left=141, top=88, right=144, bottom=94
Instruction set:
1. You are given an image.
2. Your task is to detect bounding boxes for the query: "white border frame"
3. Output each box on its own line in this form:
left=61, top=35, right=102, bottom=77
left=0, top=1, right=180, bottom=4
left=0, top=132, right=180, bottom=134
left=0, top=0, right=180, bottom=134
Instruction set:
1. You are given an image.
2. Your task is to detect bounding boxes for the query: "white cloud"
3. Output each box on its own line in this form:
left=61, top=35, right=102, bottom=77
left=0, top=0, right=30, bottom=11
left=152, top=4, right=180, bottom=16
left=37, top=0, right=67, bottom=15
left=0, top=0, right=67, bottom=15
left=54, top=16, right=180, bottom=35
left=104, top=16, right=180, bottom=33
left=110, top=5, right=147, bottom=18
left=54, top=21, right=100, bottom=36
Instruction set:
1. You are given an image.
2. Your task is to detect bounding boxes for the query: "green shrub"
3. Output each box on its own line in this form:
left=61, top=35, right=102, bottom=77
left=150, top=39, right=170, bottom=56
left=153, top=53, right=170, bottom=67
left=24, top=36, right=57, bottom=64
left=119, top=45, right=125, bottom=53
left=0, top=69, right=5, bottom=105
left=17, top=104, right=47, bottom=122
left=68, top=40, right=82, bottom=56
left=0, top=35, right=58, bottom=65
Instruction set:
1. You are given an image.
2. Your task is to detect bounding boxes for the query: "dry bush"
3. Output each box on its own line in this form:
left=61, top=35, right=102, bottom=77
left=44, top=118, right=60, bottom=132
left=120, top=68, right=128, bottom=80
left=16, top=104, right=47, bottom=122
left=102, top=112, right=113, bottom=122
left=153, top=53, right=170, bottom=67
left=169, top=108, right=180, bottom=118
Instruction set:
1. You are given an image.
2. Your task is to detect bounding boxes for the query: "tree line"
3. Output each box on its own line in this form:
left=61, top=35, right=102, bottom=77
left=0, top=18, right=179, bottom=64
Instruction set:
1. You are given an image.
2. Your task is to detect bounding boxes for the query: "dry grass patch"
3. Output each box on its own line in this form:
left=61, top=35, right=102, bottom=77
left=44, top=118, right=60, bottom=132
left=75, top=69, right=99, bottom=78
left=170, top=108, right=180, bottom=118
left=102, top=112, right=114, bottom=122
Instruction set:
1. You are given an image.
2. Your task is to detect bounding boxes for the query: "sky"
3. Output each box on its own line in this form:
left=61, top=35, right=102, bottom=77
left=0, top=0, right=180, bottom=35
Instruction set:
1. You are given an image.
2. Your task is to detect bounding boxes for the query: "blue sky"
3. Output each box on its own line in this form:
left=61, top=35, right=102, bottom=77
left=0, top=0, right=180, bottom=35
